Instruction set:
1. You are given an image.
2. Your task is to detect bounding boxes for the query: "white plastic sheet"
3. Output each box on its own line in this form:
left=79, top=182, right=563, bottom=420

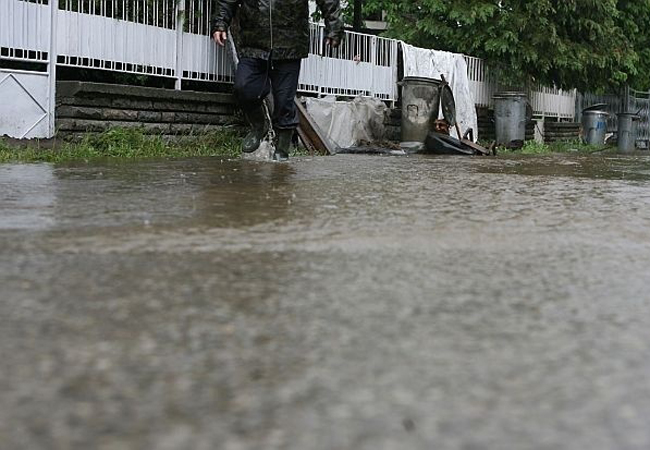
left=400, top=42, right=478, bottom=141
left=305, top=96, right=388, bottom=149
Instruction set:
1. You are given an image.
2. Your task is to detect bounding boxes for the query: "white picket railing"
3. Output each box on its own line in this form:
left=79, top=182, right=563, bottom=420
left=1, top=0, right=577, bottom=139
left=56, top=0, right=234, bottom=87
left=465, top=55, right=576, bottom=120
left=298, top=24, right=398, bottom=101
left=529, top=85, right=576, bottom=120
left=465, top=56, right=496, bottom=109
left=52, top=1, right=399, bottom=97
left=0, top=0, right=51, bottom=64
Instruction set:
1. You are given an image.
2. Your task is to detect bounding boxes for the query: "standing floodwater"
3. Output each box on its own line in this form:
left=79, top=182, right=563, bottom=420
left=2, top=154, right=650, bottom=450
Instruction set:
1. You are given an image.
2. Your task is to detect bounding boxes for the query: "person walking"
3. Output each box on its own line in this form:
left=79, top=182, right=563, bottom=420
left=212, top=0, right=343, bottom=161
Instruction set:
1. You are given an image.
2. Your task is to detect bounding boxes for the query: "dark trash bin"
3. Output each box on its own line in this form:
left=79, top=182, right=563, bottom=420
left=617, top=112, right=640, bottom=153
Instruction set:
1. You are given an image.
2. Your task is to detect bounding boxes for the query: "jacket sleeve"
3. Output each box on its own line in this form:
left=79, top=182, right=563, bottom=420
left=212, top=0, right=239, bottom=33
left=315, top=0, right=344, bottom=41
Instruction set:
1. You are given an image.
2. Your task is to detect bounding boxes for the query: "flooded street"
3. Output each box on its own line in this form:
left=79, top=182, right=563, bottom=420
left=2, top=153, right=650, bottom=449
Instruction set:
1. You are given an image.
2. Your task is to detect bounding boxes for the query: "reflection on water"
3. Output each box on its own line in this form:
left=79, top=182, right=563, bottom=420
left=479, top=154, right=650, bottom=182
left=2, top=154, right=650, bottom=234
left=2, top=153, right=650, bottom=449
left=0, top=164, right=56, bottom=230
left=0, top=158, right=299, bottom=231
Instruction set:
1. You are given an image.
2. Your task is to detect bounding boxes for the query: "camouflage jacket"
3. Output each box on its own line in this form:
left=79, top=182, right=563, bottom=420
left=212, top=0, right=343, bottom=60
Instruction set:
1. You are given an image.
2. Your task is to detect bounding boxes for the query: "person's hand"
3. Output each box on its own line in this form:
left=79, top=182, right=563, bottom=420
left=326, top=37, right=340, bottom=48
left=213, top=31, right=228, bottom=46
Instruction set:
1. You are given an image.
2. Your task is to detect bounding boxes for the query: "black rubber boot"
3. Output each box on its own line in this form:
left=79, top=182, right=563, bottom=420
left=241, top=106, right=269, bottom=153
left=273, top=129, right=293, bottom=161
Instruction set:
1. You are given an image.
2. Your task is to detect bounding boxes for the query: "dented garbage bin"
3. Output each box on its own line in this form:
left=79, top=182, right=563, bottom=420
left=400, top=77, right=442, bottom=148
left=494, top=92, right=528, bottom=149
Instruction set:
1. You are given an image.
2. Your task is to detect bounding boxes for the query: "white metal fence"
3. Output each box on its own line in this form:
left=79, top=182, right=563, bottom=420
left=529, top=85, right=576, bottom=120
left=56, top=0, right=234, bottom=87
left=55, top=2, right=399, bottom=99
left=1, top=0, right=51, bottom=64
left=1, top=0, right=55, bottom=138
left=298, top=23, right=398, bottom=100
left=2, top=0, right=577, bottom=139
left=465, top=56, right=495, bottom=109
left=465, top=55, right=576, bottom=120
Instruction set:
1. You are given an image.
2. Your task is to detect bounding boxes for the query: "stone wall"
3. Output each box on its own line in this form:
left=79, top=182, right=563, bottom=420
left=56, top=82, right=242, bottom=138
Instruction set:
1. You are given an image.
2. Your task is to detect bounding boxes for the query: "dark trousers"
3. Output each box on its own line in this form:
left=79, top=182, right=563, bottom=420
left=234, top=57, right=301, bottom=130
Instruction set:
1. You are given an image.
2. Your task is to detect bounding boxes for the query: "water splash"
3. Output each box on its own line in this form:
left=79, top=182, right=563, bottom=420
left=241, top=138, right=276, bottom=161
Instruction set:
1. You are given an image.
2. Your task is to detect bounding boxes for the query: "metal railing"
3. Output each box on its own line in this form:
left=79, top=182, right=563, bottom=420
left=628, top=88, right=650, bottom=148
left=1, top=0, right=51, bottom=63
left=465, top=56, right=495, bottom=109
left=55, top=0, right=234, bottom=86
left=298, top=23, right=398, bottom=101
left=465, top=55, right=576, bottom=120
left=47, top=1, right=399, bottom=98
left=2, top=0, right=576, bottom=111
left=529, top=85, right=576, bottom=120
left=2, top=0, right=584, bottom=139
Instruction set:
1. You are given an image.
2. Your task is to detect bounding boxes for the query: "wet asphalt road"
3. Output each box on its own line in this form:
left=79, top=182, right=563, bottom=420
left=2, top=154, right=650, bottom=450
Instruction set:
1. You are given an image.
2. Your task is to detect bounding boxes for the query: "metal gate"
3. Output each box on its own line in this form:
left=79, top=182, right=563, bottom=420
left=0, top=0, right=56, bottom=138
left=628, top=88, right=650, bottom=149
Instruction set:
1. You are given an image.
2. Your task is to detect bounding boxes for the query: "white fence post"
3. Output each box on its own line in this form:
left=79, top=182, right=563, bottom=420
left=318, top=26, right=324, bottom=98
left=369, top=36, right=377, bottom=97
left=48, top=0, right=58, bottom=137
left=392, top=40, right=398, bottom=106
left=175, top=0, right=186, bottom=90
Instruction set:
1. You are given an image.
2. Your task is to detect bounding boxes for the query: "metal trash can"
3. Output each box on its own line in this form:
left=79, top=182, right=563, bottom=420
left=493, top=92, right=528, bottom=149
left=400, top=77, right=442, bottom=146
left=581, top=109, right=609, bottom=146
left=617, top=112, right=640, bottom=153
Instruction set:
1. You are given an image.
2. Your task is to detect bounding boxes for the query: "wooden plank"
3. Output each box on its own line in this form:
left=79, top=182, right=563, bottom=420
left=295, top=126, right=317, bottom=155
left=295, top=97, right=338, bottom=155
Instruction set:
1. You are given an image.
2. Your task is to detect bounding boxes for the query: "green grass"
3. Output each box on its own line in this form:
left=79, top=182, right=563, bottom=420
left=502, top=139, right=615, bottom=155
left=518, top=140, right=555, bottom=155
left=4, top=128, right=613, bottom=163
left=0, top=139, right=10, bottom=156
left=0, top=127, right=245, bottom=163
